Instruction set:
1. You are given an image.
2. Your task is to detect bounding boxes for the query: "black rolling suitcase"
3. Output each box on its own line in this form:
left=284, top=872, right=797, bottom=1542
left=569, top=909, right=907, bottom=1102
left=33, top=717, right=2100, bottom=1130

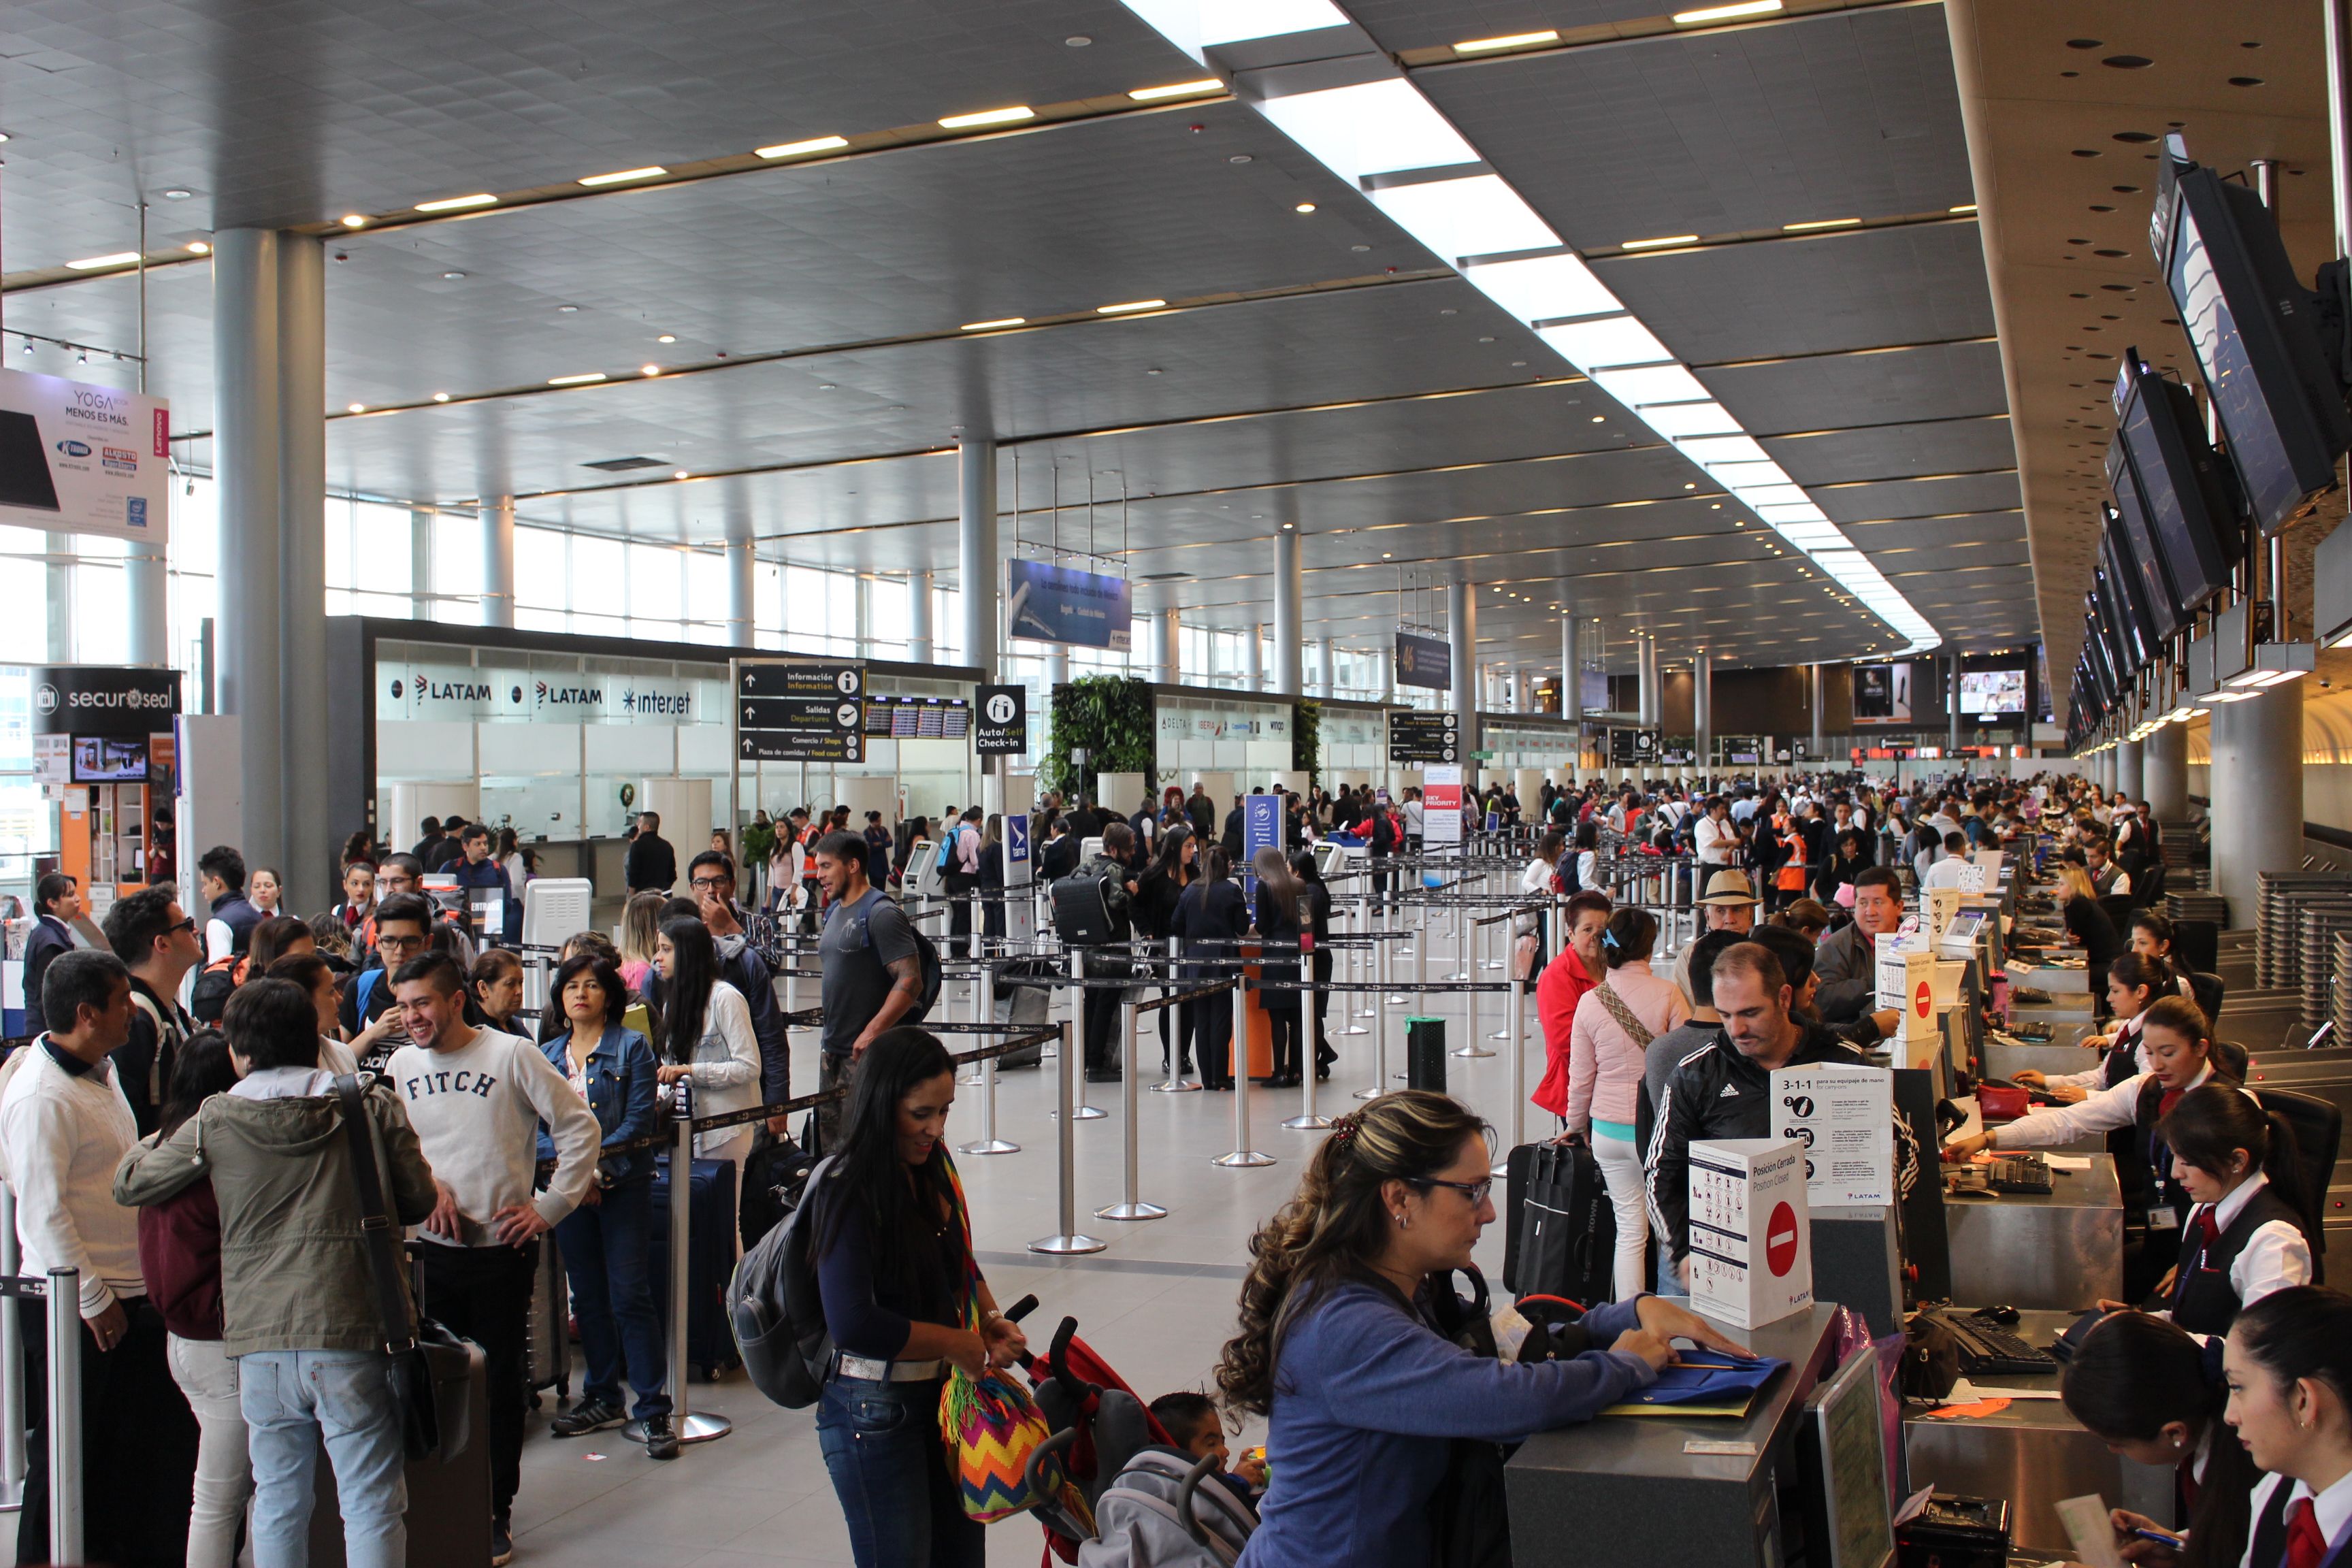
left=308, top=1339, right=492, bottom=1568
left=1502, top=1139, right=1617, bottom=1307
left=1406, top=1017, right=1447, bottom=1092
left=650, top=1154, right=742, bottom=1380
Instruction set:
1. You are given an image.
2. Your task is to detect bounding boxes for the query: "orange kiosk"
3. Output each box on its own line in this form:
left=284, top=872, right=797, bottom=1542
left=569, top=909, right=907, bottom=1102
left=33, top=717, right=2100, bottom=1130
left=33, top=665, right=181, bottom=919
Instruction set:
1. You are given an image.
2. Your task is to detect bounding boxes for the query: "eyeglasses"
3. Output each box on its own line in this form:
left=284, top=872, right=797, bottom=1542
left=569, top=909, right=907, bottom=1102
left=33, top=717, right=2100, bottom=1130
left=1409, top=1176, right=1493, bottom=1206
left=166, top=917, right=197, bottom=936
left=689, top=877, right=730, bottom=892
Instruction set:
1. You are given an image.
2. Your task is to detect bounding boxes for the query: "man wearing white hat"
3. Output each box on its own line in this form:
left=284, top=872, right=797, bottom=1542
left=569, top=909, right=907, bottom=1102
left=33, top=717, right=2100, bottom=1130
left=1697, top=868, right=1758, bottom=936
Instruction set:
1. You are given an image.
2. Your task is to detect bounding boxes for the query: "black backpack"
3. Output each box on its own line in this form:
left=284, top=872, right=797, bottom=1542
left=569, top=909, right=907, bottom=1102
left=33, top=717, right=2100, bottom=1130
left=839, top=891, right=941, bottom=1023
left=1050, top=870, right=1123, bottom=947
left=725, top=1155, right=836, bottom=1409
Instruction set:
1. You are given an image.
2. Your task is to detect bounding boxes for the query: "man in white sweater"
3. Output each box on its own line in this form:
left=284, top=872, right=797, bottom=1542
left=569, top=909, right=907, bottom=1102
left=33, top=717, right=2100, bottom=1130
left=1, top=947, right=199, bottom=1565
left=386, top=951, right=602, bottom=1562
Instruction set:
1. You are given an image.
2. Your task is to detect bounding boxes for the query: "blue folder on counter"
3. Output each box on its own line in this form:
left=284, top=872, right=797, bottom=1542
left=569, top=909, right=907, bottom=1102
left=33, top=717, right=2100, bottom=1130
left=1608, top=1356, right=1788, bottom=1416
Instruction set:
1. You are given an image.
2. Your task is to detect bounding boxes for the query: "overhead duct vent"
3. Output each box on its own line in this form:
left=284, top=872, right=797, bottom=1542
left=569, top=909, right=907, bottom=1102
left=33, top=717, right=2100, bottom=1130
left=581, top=455, right=667, bottom=472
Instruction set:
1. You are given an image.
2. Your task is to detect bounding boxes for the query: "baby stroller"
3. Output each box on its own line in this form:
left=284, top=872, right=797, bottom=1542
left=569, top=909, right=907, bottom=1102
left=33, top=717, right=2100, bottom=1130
left=1015, top=1316, right=1258, bottom=1566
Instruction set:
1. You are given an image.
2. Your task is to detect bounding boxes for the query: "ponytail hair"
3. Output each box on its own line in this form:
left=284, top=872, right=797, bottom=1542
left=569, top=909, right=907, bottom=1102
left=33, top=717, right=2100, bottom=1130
left=2106, top=952, right=2170, bottom=1011
left=2159, top=1085, right=2310, bottom=1238
left=2233, top=1287, right=2352, bottom=1454
left=2142, top=994, right=2217, bottom=1056
left=1216, top=1092, right=1488, bottom=1417
left=2062, top=1311, right=2255, bottom=1568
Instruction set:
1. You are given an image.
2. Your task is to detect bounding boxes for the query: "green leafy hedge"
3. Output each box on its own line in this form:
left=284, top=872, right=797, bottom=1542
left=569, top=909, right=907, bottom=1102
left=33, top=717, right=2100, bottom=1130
left=1041, top=675, right=1156, bottom=799
left=1292, top=698, right=1321, bottom=778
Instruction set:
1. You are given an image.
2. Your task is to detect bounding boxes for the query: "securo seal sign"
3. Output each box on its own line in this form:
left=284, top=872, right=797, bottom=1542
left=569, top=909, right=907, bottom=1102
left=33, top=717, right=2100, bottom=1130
left=32, top=665, right=182, bottom=736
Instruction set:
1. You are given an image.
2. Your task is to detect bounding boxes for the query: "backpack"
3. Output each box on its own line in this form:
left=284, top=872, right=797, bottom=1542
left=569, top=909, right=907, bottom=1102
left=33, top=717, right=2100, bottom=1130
left=837, top=890, right=941, bottom=1024
left=189, top=955, right=244, bottom=1025
left=1051, top=870, right=1122, bottom=947
left=725, top=1155, right=837, bottom=1409
left=935, top=834, right=958, bottom=874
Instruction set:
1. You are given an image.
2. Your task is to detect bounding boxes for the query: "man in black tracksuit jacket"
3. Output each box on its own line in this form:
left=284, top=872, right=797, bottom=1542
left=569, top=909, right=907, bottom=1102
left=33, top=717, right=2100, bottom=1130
left=1644, top=941, right=1915, bottom=1286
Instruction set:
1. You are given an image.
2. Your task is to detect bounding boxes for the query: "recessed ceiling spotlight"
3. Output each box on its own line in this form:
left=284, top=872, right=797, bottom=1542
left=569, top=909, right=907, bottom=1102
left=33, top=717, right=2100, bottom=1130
left=161, top=188, right=192, bottom=199
left=673, top=470, right=688, bottom=480
left=1295, top=202, right=1316, bottom=213
left=1066, top=35, right=1092, bottom=46
left=186, top=242, right=210, bottom=255
left=433, top=392, right=450, bottom=402
left=640, top=364, right=660, bottom=376
left=558, top=304, right=580, bottom=312
left=346, top=403, right=367, bottom=413
left=755, top=135, right=849, bottom=159
left=1350, top=244, right=1371, bottom=252
left=1590, top=415, right=1605, bottom=423
left=939, top=106, right=1034, bottom=129
left=340, top=214, right=367, bottom=228
left=442, top=271, right=467, bottom=280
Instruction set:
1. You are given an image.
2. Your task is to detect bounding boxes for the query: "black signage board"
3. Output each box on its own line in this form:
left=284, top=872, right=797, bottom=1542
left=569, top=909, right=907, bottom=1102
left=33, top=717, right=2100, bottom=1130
left=1394, top=631, right=1452, bottom=691
left=1608, top=727, right=1659, bottom=765
left=975, top=683, right=1027, bottom=755
left=1389, top=709, right=1460, bottom=764
left=32, top=665, right=181, bottom=737
left=737, top=660, right=864, bottom=762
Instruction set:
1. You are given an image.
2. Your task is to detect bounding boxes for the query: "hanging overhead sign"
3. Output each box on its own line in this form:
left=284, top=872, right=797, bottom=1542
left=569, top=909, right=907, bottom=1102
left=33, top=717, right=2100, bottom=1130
left=31, top=665, right=180, bottom=737
left=1387, top=710, right=1458, bottom=764
left=1394, top=631, right=1451, bottom=691
left=1609, top=728, right=1659, bottom=765
left=0, top=368, right=171, bottom=545
left=975, top=683, right=1027, bottom=755
left=1006, top=559, right=1132, bottom=650
left=735, top=659, right=865, bottom=762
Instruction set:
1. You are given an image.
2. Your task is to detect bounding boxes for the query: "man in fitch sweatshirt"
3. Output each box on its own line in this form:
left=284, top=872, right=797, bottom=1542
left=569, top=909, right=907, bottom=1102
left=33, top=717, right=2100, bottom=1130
left=385, top=951, right=601, bottom=1563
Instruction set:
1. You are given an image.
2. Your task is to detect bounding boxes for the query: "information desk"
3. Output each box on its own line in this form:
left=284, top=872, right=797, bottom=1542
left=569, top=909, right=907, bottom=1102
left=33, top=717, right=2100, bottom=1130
left=1904, top=1309, right=2171, bottom=1555
left=1506, top=1305, right=1841, bottom=1568
left=1942, top=1154, right=2123, bottom=1308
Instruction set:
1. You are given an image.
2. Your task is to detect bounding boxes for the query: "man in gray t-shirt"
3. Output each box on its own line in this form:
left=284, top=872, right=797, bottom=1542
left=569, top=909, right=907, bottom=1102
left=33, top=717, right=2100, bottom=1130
left=812, top=830, right=922, bottom=1149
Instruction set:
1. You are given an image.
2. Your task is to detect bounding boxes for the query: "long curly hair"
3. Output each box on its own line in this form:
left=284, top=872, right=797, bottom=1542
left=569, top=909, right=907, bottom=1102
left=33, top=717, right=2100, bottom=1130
left=1215, top=1091, right=1488, bottom=1417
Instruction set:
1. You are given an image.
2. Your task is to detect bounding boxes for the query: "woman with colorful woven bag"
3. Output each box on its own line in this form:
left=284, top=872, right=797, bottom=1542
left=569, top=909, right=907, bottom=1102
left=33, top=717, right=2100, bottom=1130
left=808, top=1026, right=1034, bottom=1567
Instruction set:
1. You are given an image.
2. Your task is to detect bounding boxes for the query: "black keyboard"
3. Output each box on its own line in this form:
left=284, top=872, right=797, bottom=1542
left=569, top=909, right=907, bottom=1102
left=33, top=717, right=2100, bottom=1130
left=1987, top=1155, right=2053, bottom=1195
left=1949, top=1318, right=2059, bottom=1377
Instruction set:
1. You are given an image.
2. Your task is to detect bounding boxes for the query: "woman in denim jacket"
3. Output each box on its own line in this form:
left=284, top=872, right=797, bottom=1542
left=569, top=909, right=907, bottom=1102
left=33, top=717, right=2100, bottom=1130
left=535, top=954, right=676, bottom=1457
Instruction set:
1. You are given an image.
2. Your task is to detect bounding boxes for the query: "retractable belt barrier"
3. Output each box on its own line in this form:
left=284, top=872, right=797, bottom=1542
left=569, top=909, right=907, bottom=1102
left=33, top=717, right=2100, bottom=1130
left=0, top=1220, right=83, bottom=1565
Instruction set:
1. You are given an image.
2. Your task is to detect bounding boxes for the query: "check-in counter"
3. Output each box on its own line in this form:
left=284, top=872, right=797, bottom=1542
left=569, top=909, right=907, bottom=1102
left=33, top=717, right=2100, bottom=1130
left=1942, top=1154, right=2122, bottom=1308
left=1983, top=1039, right=2107, bottom=1082
left=1904, top=1309, right=2171, bottom=1555
left=1507, top=1307, right=1842, bottom=1568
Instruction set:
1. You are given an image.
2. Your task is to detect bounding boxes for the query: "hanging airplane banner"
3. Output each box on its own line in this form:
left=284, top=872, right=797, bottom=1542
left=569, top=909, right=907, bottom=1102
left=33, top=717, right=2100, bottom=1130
left=1394, top=631, right=1451, bottom=691
left=1005, top=559, right=1132, bottom=651
left=0, top=368, right=171, bottom=545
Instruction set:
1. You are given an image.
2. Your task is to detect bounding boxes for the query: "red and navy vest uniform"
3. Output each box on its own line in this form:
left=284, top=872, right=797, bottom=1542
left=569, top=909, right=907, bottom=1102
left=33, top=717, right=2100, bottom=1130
left=2167, top=1185, right=2311, bottom=1337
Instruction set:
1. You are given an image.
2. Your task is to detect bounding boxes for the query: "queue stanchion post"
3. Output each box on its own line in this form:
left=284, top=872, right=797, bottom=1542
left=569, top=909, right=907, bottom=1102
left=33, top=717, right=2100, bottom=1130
left=643, top=1083, right=731, bottom=1446
left=1096, top=996, right=1166, bottom=1220
left=45, top=1267, right=80, bottom=1567
left=1062, top=950, right=1105, bottom=1120
left=1152, top=938, right=1200, bottom=1094
left=1213, top=974, right=1275, bottom=1168
left=1347, top=892, right=1373, bottom=1030
left=0, top=1183, right=22, bottom=1509
left=1454, top=926, right=1494, bottom=1059
left=1446, top=891, right=1470, bottom=982
left=1030, top=1021, right=1107, bottom=1254
left=1503, top=947, right=1528, bottom=1171
left=958, top=960, right=985, bottom=1085
left=960, top=976, right=1019, bottom=1156
left=1490, top=912, right=1516, bottom=1039
left=1388, top=881, right=1411, bottom=1006
left=1356, top=936, right=1389, bottom=1100
left=1281, top=965, right=1331, bottom=1130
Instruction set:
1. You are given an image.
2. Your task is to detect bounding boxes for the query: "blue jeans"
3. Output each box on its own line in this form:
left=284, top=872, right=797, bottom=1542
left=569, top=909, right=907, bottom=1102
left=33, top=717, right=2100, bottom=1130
left=555, top=1180, right=672, bottom=1418
left=240, top=1349, right=406, bottom=1568
left=816, top=1374, right=983, bottom=1568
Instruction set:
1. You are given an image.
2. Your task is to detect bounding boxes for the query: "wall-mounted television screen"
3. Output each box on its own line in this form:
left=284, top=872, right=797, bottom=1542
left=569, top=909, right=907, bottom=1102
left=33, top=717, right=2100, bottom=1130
left=2112, top=354, right=2243, bottom=616
left=2104, top=464, right=2188, bottom=641
left=2100, top=521, right=2161, bottom=664
left=1959, top=668, right=2026, bottom=718
left=2154, top=135, right=2350, bottom=537
left=2090, top=571, right=2137, bottom=683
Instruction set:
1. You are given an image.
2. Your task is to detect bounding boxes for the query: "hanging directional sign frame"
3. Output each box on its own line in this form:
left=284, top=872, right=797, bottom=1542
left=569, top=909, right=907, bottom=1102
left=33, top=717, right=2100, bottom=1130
left=733, top=658, right=866, bottom=763
left=1388, top=708, right=1460, bottom=764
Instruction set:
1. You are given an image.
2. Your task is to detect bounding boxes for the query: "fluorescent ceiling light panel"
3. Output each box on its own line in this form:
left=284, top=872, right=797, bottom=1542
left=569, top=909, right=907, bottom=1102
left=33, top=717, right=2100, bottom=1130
left=961, top=317, right=1026, bottom=331
left=1257, top=80, right=1478, bottom=187
left=1196, top=0, right=1348, bottom=45
left=1369, top=176, right=1557, bottom=265
left=1128, top=79, right=1223, bottom=100
left=756, top=135, right=850, bottom=159
left=1782, top=217, right=1858, bottom=231
left=578, top=166, right=665, bottom=186
left=1734, top=484, right=1813, bottom=508
left=1454, top=29, right=1558, bottom=52
left=1754, top=502, right=1830, bottom=525
left=415, top=193, right=497, bottom=212
left=1674, top=435, right=1768, bottom=465
left=1672, top=0, right=1782, bottom=22
left=1470, top=253, right=1619, bottom=325
left=1096, top=299, right=1166, bottom=313
left=939, top=106, right=1034, bottom=128
left=65, top=252, right=142, bottom=270
left=1590, top=363, right=1710, bottom=407
left=546, top=372, right=607, bottom=385
left=1621, top=234, right=1699, bottom=250
left=1637, top=402, right=1740, bottom=438
left=1534, top=316, right=1669, bottom=371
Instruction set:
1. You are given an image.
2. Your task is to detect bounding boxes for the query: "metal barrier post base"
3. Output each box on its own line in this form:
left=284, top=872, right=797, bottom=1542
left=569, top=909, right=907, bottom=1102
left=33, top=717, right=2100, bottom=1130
left=623, top=1412, right=732, bottom=1446
left=1095, top=1200, right=1168, bottom=1221
left=962, top=1137, right=1022, bottom=1155
left=1279, top=1112, right=1333, bottom=1130
left=1450, top=1043, right=1495, bottom=1059
left=1150, top=1078, right=1203, bottom=1094
left=1028, top=1232, right=1109, bottom=1254
left=1050, top=1105, right=1108, bottom=1121
left=1211, top=1149, right=1278, bottom=1167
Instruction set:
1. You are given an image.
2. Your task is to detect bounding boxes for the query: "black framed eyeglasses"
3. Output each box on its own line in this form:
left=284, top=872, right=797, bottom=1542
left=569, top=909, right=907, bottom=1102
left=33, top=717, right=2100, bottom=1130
left=689, top=877, right=730, bottom=892
left=166, top=917, right=198, bottom=936
left=1409, top=1176, right=1493, bottom=1206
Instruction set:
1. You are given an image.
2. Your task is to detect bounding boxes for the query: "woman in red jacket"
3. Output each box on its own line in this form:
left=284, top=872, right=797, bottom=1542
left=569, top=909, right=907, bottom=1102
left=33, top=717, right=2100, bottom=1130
left=1533, top=889, right=1613, bottom=1121
left=135, top=1030, right=248, bottom=1568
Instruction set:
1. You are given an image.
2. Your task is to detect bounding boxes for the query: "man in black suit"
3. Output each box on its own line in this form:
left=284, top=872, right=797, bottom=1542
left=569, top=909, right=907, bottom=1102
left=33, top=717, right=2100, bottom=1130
left=624, top=811, right=678, bottom=893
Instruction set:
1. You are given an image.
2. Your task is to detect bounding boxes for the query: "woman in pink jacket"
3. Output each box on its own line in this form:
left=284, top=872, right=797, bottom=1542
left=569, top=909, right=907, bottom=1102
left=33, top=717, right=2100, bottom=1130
left=1564, top=906, right=1690, bottom=1300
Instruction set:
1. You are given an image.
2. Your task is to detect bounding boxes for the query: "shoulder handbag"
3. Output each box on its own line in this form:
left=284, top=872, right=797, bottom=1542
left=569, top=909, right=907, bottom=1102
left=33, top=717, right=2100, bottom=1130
left=332, top=1075, right=472, bottom=1463
left=1593, top=977, right=1654, bottom=1051
left=1423, top=1266, right=1514, bottom=1568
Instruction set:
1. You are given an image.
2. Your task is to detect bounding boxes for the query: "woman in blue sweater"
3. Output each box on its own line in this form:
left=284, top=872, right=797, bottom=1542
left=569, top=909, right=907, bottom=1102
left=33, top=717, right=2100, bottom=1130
left=1219, top=1091, right=1750, bottom=1568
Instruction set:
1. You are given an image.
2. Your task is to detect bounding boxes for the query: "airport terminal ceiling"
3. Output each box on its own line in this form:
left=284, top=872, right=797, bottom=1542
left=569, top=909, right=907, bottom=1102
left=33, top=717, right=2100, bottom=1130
left=0, top=0, right=2076, bottom=677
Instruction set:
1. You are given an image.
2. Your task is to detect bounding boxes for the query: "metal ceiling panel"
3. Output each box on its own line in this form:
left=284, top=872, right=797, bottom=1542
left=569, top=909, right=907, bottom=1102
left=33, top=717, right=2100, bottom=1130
left=1698, top=338, right=2010, bottom=435
left=1811, top=471, right=2023, bottom=523
left=1348, top=0, right=1697, bottom=54
left=1763, top=414, right=2018, bottom=483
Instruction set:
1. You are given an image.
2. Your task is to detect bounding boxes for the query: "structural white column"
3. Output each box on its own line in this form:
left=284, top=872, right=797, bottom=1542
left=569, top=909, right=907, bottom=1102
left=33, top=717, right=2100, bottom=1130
left=959, top=440, right=998, bottom=682
left=1561, top=615, right=1581, bottom=725
left=1947, top=653, right=1963, bottom=756
left=214, top=227, right=284, bottom=875
left=1272, top=532, right=1303, bottom=696
left=1449, top=580, right=1479, bottom=757
left=1379, top=643, right=1395, bottom=702
left=2210, top=679, right=2303, bottom=926
left=726, top=536, right=755, bottom=647
left=127, top=544, right=168, bottom=664
left=278, top=232, right=331, bottom=911
left=1809, top=664, right=1825, bottom=753
left=1695, top=649, right=1713, bottom=775
left=1247, top=624, right=1264, bottom=691
left=1043, top=648, right=1069, bottom=687
left=479, top=497, right=514, bottom=629
left=2144, top=721, right=2188, bottom=819
left=2114, top=738, right=2144, bottom=801
left=1316, top=636, right=1334, bottom=698
left=408, top=508, right=436, bottom=623
left=907, top=568, right=934, bottom=664
left=1636, top=634, right=1658, bottom=728
left=44, top=533, right=74, bottom=662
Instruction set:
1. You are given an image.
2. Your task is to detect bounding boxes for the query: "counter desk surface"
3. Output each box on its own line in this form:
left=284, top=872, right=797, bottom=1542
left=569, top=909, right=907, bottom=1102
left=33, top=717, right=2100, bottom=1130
left=1942, top=1152, right=2123, bottom=1309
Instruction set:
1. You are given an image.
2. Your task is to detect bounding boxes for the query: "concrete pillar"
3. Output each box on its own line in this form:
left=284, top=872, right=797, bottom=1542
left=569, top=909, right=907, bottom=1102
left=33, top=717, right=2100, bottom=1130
left=127, top=544, right=168, bottom=664
left=958, top=440, right=998, bottom=683
left=1247, top=624, right=1264, bottom=691
left=1043, top=648, right=1069, bottom=687
left=409, top=508, right=436, bottom=623
left=1809, top=664, right=1825, bottom=754
left=726, top=537, right=755, bottom=647
left=1316, top=636, right=1335, bottom=698
left=907, top=569, right=934, bottom=664
left=45, top=533, right=74, bottom=662
left=1637, top=634, right=1658, bottom=727
left=1379, top=643, right=1394, bottom=702
left=1947, top=653, right=1962, bottom=757
left=2115, top=738, right=2144, bottom=802
left=278, top=233, right=331, bottom=911
left=1449, top=580, right=1479, bottom=757
left=1696, top=649, right=1713, bottom=774
left=479, top=497, right=514, bottom=628
left=214, top=227, right=284, bottom=875
left=2145, top=721, right=2189, bottom=819
left=2210, top=681, right=2303, bottom=928
left=1561, top=615, right=1581, bottom=725
left=1272, top=532, right=1303, bottom=696
left=1157, top=607, right=1182, bottom=685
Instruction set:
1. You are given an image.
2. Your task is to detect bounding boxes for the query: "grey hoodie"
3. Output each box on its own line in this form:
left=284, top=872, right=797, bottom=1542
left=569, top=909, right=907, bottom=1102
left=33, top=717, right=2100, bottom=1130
left=114, top=1079, right=437, bottom=1357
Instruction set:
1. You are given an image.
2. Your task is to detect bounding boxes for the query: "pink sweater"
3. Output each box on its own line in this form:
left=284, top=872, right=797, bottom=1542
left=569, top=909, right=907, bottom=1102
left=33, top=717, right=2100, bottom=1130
left=1565, top=967, right=1689, bottom=1130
